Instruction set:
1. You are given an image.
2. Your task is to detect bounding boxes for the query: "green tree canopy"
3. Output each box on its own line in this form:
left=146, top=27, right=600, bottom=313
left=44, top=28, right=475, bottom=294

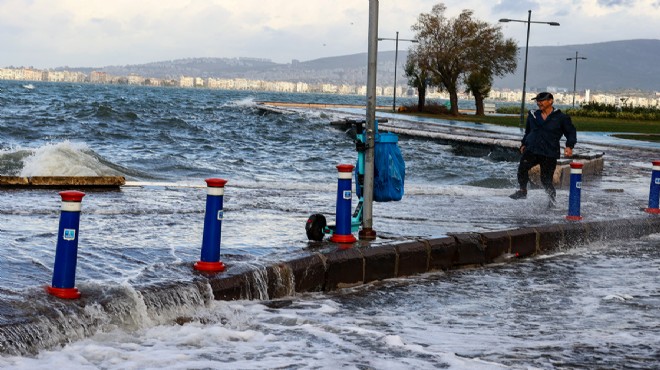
left=409, top=3, right=517, bottom=115
left=404, top=46, right=431, bottom=112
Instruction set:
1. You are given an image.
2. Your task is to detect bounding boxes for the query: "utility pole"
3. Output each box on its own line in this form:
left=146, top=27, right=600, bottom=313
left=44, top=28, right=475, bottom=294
left=360, top=0, right=378, bottom=240
left=499, top=11, right=560, bottom=129
left=378, top=32, right=418, bottom=112
left=566, top=51, right=587, bottom=108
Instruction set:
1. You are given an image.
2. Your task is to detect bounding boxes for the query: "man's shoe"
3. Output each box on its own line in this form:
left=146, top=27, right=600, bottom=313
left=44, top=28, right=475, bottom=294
left=509, top=190, right=527, bottom=200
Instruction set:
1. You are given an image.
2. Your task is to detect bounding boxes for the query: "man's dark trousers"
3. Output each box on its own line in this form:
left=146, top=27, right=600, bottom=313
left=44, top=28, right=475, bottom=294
left=517, top=151, right=558, bottom=199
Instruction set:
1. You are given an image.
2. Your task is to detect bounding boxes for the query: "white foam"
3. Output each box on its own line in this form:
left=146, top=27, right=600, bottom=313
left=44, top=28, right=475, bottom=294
left=19, top=141, right=111, bottom=177
left=226, top=96, right=257, bottom=107
left=404, top=184, right=511, bottom=197
left=603, top=294, right=634, bottom=301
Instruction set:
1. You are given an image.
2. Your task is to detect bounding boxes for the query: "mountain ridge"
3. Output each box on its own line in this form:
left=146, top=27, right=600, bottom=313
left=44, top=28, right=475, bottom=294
left=61, top=39, right=660, bottom=92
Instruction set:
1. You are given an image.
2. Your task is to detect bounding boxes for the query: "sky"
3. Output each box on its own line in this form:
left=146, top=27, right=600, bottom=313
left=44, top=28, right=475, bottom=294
left=1, top=0, right=659, bottom=69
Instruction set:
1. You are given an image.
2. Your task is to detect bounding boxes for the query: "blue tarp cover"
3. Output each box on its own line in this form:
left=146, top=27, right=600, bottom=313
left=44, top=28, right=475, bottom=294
left=373, top=133, right=405, bottom=202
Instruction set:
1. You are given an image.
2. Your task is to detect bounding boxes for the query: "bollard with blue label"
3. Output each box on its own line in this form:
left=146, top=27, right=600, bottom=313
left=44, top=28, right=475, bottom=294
left=194, top=178, right=227, bottom=272
left=566, top=162, right=584, bottom=221
left=47, top=191, right=85, bottom=299
left=645, top=160, right=660, bottom=214
left=330, top=164, right=357, bottom=244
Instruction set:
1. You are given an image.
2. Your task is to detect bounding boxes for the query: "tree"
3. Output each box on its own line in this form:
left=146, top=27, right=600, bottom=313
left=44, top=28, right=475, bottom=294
left=464, top=25, right=517, bottom=115
left=411, top=3, right=517, bottom=116
left=404, top=46, right=430, bottom=112
left=464, top=69, right=492, bottom=116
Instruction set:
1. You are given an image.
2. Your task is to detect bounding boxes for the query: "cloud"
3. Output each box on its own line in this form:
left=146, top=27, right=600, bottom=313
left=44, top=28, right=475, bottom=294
left=0, top=0, right=657, bottom=68
left=492, top=0, right=540, bottom=14
left=597, top=0, right=634, bottom=6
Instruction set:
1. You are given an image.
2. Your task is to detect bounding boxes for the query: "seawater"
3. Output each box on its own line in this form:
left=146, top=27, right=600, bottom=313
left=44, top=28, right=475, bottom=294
left=0, top=80, right=658, bottom=368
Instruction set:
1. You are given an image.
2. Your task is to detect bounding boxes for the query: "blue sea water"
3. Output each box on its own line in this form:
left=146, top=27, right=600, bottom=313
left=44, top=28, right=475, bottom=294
left=0, top=80, right=658, bottom=368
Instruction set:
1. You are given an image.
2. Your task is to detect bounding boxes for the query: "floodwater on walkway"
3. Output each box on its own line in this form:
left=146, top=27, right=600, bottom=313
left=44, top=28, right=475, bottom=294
left=1, top=81, right=658, bottom=368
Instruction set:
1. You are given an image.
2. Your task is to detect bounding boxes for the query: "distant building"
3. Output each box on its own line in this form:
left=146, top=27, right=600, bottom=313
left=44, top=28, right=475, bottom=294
left=0, top=65, right=658, bottom=108
left=179, top=76, right=194, bottom=88
left=90, top=71, right=108, bottom=83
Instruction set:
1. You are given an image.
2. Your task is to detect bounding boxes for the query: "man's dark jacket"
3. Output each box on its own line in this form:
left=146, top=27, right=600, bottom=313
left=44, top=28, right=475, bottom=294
left=522, top=108, right=577, bottom=159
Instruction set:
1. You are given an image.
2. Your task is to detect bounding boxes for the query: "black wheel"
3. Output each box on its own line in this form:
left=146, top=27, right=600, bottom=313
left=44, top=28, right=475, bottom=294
left=305, top=213, right=327, bottom=241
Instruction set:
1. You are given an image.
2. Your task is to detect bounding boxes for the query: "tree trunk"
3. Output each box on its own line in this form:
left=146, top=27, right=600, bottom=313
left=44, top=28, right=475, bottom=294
left=417, top=85, right=426, bottom=112
left=449, top=90, right=459, bottom=115
left=473, top=91, right=485, bottom=116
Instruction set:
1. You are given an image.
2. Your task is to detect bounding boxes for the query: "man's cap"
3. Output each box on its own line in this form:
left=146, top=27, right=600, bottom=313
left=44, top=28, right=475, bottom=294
left=532, top=92, right=554, bottom=101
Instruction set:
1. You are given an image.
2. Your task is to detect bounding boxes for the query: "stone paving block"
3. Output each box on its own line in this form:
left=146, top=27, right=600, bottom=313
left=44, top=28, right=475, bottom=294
left=395, top=241, right=429, bottom=277
left=323, top=248, right=364, bottom=291
left=266, top=263, right=295, bottom=299
left=286, top=254, right=326, bottom=293
left=208, top=269, right=253, bottom=301
left=535, top=224, right=564, bottom=252
left=561, top=221, right=588, bottom=248
left=480, top=230, right=510, bottom=263
left=647, top=216, right=660, bottom=232
left=363, top=246, right=397, bottom=283
left=449, top=232, right=486, bottom=266
left=427, top=237, right=458, bottom=271
left=621, top=217, right=659, bottom=238
left=509, top=228, right=538, bottom=257
left=583, top=219, right=623, bottom=242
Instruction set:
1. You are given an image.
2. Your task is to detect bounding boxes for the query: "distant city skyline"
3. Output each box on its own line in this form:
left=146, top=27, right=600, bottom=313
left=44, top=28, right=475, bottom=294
left=1, top=0, right=659, bottom=69
left=2, top=65, right=658, bottom=109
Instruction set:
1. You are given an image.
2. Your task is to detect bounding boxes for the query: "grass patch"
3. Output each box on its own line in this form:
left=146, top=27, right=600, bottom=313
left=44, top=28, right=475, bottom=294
left=611, top=134, right=660, bottom=143
left=390, top=108, right=660, bottom=141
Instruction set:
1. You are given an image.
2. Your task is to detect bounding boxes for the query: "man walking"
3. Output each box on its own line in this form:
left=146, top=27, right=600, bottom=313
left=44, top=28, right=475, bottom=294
left=509, top=92, right=577, bottom=207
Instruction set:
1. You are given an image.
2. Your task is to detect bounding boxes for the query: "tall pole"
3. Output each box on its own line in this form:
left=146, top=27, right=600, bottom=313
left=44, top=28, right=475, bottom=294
left=567, top=51, right=587, bottom=108
left=378, top=33, right=417, bottom=113
left=520, top=10, right=531, bottom=129
left=361, top=0, right=378, bottom=240
left=393, top=31, right=399, bottom=112
left=499, top=12, right=559, bottom=129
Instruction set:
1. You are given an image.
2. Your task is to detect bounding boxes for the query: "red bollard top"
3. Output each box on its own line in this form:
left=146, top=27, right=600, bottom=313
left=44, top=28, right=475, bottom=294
left=336, top=164, right=355, bottom=173
left=59, top=191, right=86, bottom=202
left=205, top=178, right=228, bottom=188
left=569, top=162, right=584, bottom=169
left=652, top=160, right=660, bottom=167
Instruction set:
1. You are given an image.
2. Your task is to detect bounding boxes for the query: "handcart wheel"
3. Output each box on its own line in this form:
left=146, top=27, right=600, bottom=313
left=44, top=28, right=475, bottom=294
left=305, top=213, right=327, bottom=241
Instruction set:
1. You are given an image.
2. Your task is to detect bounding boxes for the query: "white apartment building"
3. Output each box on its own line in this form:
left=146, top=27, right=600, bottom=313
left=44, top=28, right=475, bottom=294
left=0, top=66, right=658, bottom=107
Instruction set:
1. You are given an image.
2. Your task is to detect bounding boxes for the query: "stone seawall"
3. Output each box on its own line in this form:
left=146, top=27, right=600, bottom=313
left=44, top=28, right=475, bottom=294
left=0, top=176, right=125, bottom=188
left=206, top=217, right=660, bottom=301
left=1, top=217, right=657, bottom=356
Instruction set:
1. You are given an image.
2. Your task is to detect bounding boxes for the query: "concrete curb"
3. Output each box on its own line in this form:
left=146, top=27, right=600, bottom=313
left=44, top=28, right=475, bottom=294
left=1, top=217, right=657, bottom=356
left=206, top=216, right=660, bottom=301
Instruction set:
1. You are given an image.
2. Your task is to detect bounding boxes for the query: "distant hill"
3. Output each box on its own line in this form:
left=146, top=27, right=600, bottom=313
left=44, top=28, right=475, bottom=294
left=64, top=39, right=660, bottom=92
left=492, top=39, right=660, bottom=92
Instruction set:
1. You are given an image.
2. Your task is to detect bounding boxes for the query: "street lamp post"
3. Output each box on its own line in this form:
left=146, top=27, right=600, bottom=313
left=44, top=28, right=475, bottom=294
left=566, top=51, right=587, bottom=108
left=378, top=32, right=417, bottom=112
left=499, top=11, right=559, bottom=128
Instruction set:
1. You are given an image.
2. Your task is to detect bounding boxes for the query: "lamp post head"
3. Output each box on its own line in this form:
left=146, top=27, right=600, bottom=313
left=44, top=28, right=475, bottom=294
left=499, top=18, right=511, bottom=23
left=548, top=22, right=560, bottom=26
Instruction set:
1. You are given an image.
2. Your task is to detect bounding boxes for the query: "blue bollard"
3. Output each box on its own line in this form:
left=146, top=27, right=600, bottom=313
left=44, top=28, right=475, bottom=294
left=330, top=164, right=357, bottom=244
left=194, top=178, right=227, bottom=272
left=566, top=162, right=584, bottom=221
left=47, top=191, right=85, bottom=299
left=645, top=160, right=660, bottom=214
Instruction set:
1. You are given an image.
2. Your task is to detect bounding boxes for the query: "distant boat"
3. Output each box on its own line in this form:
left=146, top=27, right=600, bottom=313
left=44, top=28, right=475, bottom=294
left=22, top=84, right=35, bottom=90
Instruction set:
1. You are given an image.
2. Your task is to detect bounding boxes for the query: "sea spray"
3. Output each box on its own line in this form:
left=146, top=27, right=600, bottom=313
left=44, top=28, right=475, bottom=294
left=19, top=141, right=102, bottom=177
left=0, top=280, right=215, bottom=356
